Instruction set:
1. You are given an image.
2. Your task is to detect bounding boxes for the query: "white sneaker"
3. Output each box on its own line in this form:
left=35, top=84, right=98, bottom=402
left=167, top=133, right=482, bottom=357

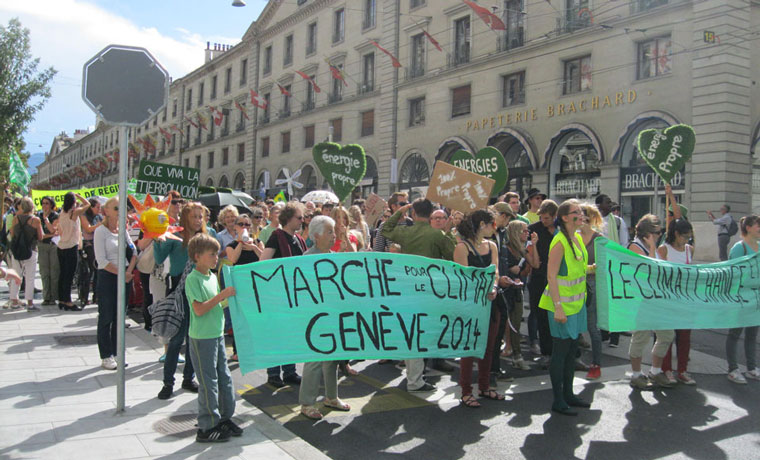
left=746, top=368, right=760, bottom=381
left=727, top=369, right=747, bottom=384
left=101, top=357, right=117, bottom=370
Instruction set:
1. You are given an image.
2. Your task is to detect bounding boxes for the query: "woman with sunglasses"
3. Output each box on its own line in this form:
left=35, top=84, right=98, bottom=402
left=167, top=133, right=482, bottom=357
left=57, top=192, right=91, bottom=311
left=300, top=212, right=314, bottom=248
left=37, top=196, right=60, bottom=306
left=579, top=204, right=604, bottom=380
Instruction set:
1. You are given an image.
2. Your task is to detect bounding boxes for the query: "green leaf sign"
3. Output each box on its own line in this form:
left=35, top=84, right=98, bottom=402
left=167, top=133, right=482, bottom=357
left=636, top=124, right=695, bottom=184
left=449, top=147, right=508, bottom=196
left=312, top=142, right=367, bottom=202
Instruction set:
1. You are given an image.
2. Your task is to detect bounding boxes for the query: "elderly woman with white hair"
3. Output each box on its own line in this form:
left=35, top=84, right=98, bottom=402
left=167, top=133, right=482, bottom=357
left=215, top=205, right=239, bottom=256
left=298, top=215, right=351, bottom=420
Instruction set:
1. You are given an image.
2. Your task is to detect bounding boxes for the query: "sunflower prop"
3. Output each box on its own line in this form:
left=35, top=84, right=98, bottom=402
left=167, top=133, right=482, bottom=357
left=128, top=194, right=183, bottom=239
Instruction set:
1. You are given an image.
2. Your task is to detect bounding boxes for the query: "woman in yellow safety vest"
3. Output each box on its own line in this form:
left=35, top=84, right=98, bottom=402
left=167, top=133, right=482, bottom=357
left=540, top=199, right=595, bottom=416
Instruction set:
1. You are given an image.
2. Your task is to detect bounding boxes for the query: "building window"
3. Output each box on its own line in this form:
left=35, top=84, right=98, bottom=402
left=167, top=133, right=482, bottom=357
left=162, top=108, right=166, bottom=122
left=263, top=46, right=272, bottom=75
left=306, top=22, right=317, bottom=55
left=363, top=0, right=376, bottom=30
left=281, top=131, right=291, bottom=153
left=240, top=59, right=248, bottom=86
left=198, top=82, right=204, bottom=105
left=410, top=0, right=425, bottom=9
left=565, top=0, right=591, bottom=32
left=451, top=85, right=471, bottom=118
left=637, top=36, right=672, bottom=80
left=298, top=0, right=308, bottom=4
left=632, top=0, right=668, bottom=14
left=502, top=71, right=525, bottom=107
left=187, top=88, right=192, bottom=110
left=362, top=53, right=375, bottom=93
left=563, top=55, right=592, bottom=94
left=330, top=118, right=342, bottom=142
left=263, top=92, right=271, bottom=120
left=454, top=17, right=470, bottom=65
left=222, top=147, right=229, bottom=166
left=211, top=75, right=217, bottom=100
left=281, top=84, right=291, bottom=117
left=208, top=151, right=214, bottom=169
left=504, top=0, right=525, bottom=50
left=262, top=137, right=270, bottom=157
left=224, top=67, right=232, bottom=93
left=172, top=99, right=177, bottom=117
left=284, top=34, right=293, bottom=67
left=184, top=158, right=189, bottom=168
left=361, top=110, right=374, bottom=137
left=305, top=76, right=316, bottom=110
left=304, top=125, right=315, bottom=148
left=330, top=63, right=344, bottom=103
left=195, top=155, right=201, bottom=170
left=409, top=97, right=425, bottom=126
left=333, top=8, right=345, bottom=43
left=410, top=33, right=425, bottom=78
left=237, top=143, right=245, bottom=162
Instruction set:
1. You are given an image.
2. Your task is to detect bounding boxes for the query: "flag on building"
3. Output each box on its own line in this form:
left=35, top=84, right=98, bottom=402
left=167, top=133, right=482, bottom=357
left=159, top=127, right=172, bottom=142
left=370, top=41, right=402, bottom=68
left=234, top=100, right=250, bottom=120
left=197, top=112, right=209, bottom=131
left=273, top=190, right=287, bottom=203
left=128, top=142, right=140, bottom=159
left=327, top=62, right=348, bottom=86
left=276, top=83, right=291, bottom=97
left=463, top=0, right=506, bottom=31
left=184, top=116, right=199, bottom=129
left=170, top=124, right=184, bottom=135
left=8, top=150, right=30, bottom=193
left=209, top=106, right=224, bottom=126
left=295, top=70, right=321, bottom=93
left=250, top=89, right=268, bottom=109
left=423, top=29, right=443, bottom=52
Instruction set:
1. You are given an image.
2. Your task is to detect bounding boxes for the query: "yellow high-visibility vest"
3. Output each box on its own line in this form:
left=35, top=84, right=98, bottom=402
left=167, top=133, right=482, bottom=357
left=539, top=231, right=588, bottom=316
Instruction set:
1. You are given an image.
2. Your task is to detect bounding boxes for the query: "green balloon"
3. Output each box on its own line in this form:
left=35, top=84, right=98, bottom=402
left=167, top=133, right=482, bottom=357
left=637, top=124, right=695, bottom=184
left=312, top=142, right=367, bottom=203
left=449, top=147, right=508, bottom=196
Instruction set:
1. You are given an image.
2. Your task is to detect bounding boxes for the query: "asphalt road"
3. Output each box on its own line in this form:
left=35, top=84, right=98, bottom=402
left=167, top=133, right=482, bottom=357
left=231, top=328, right=760, bottom=460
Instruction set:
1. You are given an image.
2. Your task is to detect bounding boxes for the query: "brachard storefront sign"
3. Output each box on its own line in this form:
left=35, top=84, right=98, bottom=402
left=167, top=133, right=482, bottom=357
left=465, top=89, right=639, bottom=132
left=621, top=165, right=685, bottom=194
left=553, top=172, right=601, bottom=197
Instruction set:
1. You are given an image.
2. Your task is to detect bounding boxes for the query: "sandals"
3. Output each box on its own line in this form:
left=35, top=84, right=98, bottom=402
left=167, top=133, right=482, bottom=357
left=300, top=405, right=323, bottom=420
left=339, top=362, right=359, bottom=376
left=323, top=398, right=351, bottom=411
left=478, top=389, right=505, bottom=400
left=460, top=394, right=481, bottom=408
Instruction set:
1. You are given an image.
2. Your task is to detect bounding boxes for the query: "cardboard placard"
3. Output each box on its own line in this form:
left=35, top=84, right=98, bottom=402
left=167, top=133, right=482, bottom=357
left=135, top=160, right=200, bottom=199
left=364, top=193, right=387, bottom=229
left=426, top=162, right=494, bottom=213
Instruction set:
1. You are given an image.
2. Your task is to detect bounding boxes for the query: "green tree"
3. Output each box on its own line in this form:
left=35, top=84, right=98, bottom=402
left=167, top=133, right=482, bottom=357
left=0, top=18, right=56, bottom=182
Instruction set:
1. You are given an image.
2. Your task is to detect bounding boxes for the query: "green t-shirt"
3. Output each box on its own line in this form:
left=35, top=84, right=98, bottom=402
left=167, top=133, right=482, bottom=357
left=729, top=241, right=757, bottom=259
left=185, top=269, right=225, bottom=339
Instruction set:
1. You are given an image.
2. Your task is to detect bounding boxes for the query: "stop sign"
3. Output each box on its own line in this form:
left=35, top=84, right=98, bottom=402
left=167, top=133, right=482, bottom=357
left=82, top=45, right=169, bottom=126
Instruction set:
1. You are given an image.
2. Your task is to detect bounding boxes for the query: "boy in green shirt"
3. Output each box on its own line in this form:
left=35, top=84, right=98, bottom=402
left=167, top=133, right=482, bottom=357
left=185, top=234, right=240, bottom=443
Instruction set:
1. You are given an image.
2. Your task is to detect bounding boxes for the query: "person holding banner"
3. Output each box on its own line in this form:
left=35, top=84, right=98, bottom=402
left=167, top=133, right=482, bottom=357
left=57, top=192, right=91, bottom=311
left=627, top=214, right=676, bottom=390
left=259, top=202, right=307, bottom=388
left=657, top=219, right=696, bottom=385
left=454, top=209, right=503, bottom=407
left=539, top=200, right=593, bottom=416
left=579, top=204, right=604, bottom=380
left=527, top=200, right=559, bottom=360
left=36, top=196, right=59, bottom=306
left=298, top=215, right=352, bottom=420
left=330, top=206, right=360, bottom=376
left=725, top=215, right=760, bottom=384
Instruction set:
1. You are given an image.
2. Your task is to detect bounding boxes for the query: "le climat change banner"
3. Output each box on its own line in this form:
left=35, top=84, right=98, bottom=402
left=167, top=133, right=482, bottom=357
left=223, top=252, right=495, bottom=373
left=595, top=238, right=760, bottom=332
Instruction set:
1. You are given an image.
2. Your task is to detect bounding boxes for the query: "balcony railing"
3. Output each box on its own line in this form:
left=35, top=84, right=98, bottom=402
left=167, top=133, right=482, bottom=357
left=278, top=109, right=291, bottom=120
left=499, top=29, right=525, bottom=52
left=328, top=93, right=342, bottom=104
left=194, top=137, right=201, bottom=146
left=556, top=15, right=591, bottom=34
left=206, top=133, right=214, bottom=142
left=358, top=83, right=375, bottom=95
left=448, top=49, right=470, bottom=68
left=406, top=66, right=425, bottom=80
left=221, top=127, right=229, bottom=137
left=631, top=0, right=668, bottom=14
left=236, top=121, right=245, bottom=132
left=302, top=101, right=315, bottom=112
left=260, top=114, right=270, bottom=125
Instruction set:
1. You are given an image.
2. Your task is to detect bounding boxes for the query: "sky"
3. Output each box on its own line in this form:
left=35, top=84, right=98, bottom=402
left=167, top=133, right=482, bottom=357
left=0, top=0, right=268, bottom=154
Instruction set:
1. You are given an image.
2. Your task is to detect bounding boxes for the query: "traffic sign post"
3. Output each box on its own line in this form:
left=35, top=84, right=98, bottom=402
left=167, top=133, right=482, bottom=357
left=82, top=45, right=169, bottom=412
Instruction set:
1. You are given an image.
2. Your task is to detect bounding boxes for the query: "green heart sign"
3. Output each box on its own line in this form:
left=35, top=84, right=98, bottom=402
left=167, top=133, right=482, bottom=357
left=449, top=147, right=508, bottom=196
left=637, top=124, right=695, bottom=184
left=312, top=142, right=367, bottom=202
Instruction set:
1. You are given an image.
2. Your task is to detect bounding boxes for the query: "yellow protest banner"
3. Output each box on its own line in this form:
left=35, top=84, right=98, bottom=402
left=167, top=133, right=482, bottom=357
left=31, top=184, right=120, bottom=210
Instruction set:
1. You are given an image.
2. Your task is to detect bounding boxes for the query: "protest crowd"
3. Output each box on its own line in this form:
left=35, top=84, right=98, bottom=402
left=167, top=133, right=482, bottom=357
left=0, top=182, right=758, bottom=441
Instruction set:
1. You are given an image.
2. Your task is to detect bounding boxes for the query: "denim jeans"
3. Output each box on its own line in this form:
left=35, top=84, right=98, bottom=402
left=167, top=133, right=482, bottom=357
left=726, top=326, right=758, bottom=372
left=267, top=364, right=297, bottom=379
left=96, top=270, right=120, bottom=359
left=189, top=336, right=235, bottom=431
left=585, top=277, right=602, bottom=366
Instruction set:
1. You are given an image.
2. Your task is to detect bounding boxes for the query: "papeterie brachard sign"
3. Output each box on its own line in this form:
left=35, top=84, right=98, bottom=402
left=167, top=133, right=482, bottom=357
left=552, top=172, right=601, bottom=197
left=621, top=165, right=685, bottom=194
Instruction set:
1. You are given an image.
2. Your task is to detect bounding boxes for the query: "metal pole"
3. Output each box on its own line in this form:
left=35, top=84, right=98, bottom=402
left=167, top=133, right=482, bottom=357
left=116, top=125, right=129, bottom=412
left=653, top=172, right=660, bottom=221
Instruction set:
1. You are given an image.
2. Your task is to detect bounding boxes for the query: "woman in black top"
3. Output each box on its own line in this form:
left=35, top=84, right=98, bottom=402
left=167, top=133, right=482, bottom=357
left=225, top=214, right=264, bottom=265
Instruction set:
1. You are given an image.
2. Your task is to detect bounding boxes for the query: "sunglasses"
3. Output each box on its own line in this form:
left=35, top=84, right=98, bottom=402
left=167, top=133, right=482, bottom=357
left=171, top=200, right=184, bottom=205
left=252, top=215, right=263, bottom=219
left=236, top=223, right=251, bottom=227
left=398, top=201, right=409, bottom=207
left=295, top=215, right=304, bottom=220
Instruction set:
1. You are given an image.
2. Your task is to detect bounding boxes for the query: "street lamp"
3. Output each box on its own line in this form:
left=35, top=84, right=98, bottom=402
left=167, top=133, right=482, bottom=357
left=232, top=0, right=246, bottom=6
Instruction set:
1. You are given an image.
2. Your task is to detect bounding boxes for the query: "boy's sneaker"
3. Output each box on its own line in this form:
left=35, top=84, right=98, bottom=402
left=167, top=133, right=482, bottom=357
left=157, top=384, right=173, bottom=399
left=181, top=380, right=199, bottom=393
left=267, top=376, right=285, bottom=388
left=677, top=372, right=696, bottom=385
left=664, top=370, right=678, bottom=385
left=648, top=372, right=675, bottom=388
left=727, top=369, right=747, bottom=384
left=101, top=357, right=117, bottom=370
left=408, top=382, right=436, bottom=392
left=630, top=374, right=653, bottom=390
left=196, top=425, right=231, bottom=443
left=745, top=368, right=760, bottom=381
left=220, top=419, right=243, bottom=437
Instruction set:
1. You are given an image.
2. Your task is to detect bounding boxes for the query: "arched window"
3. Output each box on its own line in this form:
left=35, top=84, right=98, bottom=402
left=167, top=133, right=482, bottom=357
left=487, top=130, right=534, bottom=199
left=206, top=177, right=214, bottom=187
left=233, top=172, right=245, bottom=191
left=399, top=152, right=429, bottom=196
left=298, top=165, right=317, bottom=199
left=618, top=118, right=670, bottom=167
left=359, top=156, right=378, bottom=197
left=219, top=175, right=229, bottom=188
left=548, top=130, right=601, bottom=200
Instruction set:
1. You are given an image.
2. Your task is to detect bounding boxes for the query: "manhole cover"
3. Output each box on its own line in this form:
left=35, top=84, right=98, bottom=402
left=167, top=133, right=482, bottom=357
left=153, top=414, right=197, bottom=438
left=54, top=335, right=98, bottom=346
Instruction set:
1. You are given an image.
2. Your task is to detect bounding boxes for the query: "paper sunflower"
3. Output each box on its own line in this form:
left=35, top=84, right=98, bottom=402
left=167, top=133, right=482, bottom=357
left=128, top=194, right=182, bottom=239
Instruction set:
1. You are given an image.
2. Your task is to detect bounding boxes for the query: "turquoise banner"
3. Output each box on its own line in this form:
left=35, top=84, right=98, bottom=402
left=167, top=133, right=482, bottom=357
left=222, top=253, right=495, bottom=373
left=595, top=238, right=760, bottom=332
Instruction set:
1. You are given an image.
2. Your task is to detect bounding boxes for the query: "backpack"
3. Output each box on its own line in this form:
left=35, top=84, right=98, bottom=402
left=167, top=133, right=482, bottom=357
left=10, top=216, right=33, bottom=261
left=727, top=217, right=739, bottom=237
left=148, top=260, right=193, bottom=344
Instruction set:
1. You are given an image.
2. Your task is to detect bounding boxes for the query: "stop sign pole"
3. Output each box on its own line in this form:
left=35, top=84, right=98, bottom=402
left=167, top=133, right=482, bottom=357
left=82, top=45, right=169, bottom=412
